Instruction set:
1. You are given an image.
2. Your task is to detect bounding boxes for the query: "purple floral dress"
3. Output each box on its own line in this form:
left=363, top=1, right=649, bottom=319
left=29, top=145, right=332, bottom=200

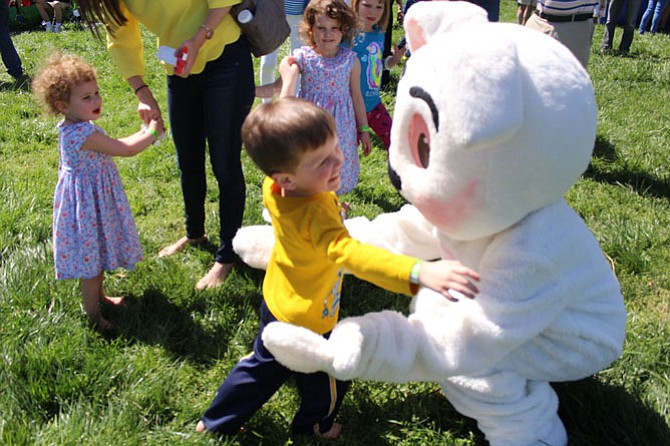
left=53, top=121, right=143, bottom=280
left=294, top=46, right=358, bottom=195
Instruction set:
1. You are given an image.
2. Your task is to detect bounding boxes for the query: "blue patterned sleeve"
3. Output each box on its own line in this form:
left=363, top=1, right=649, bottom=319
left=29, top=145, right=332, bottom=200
left=62, top=121, right=98, bottom=153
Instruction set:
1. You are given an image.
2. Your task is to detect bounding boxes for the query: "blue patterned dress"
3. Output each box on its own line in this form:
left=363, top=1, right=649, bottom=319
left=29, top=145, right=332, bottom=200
left=53, top=121, right=143, bottom=279
left=293, top=46, right=359, bottom=195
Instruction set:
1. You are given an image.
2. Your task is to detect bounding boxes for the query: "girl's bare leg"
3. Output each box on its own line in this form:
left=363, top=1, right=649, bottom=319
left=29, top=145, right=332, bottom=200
left=81, top=273, right=113, bottom=330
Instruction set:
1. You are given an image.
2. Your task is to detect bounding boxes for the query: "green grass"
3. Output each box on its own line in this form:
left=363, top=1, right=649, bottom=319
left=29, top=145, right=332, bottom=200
left=1, top=1, right=670, bottom=444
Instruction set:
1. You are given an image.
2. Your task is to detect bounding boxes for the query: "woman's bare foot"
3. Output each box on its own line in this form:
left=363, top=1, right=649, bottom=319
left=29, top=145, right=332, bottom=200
left=158, top=236, right=207, bottom=257
left=319, top=422, right=342, bottom=440
left=102, top=296, right=126, bottom=306
left=195, top=262, right=233, bottom=290
left=196, top=421, right=206, bottom=433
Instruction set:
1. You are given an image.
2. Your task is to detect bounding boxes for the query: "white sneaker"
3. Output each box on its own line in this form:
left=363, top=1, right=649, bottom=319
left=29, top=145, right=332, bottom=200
left=44, top=21, right=53, bottom=32
left=54, top=23, right=62, bottom=33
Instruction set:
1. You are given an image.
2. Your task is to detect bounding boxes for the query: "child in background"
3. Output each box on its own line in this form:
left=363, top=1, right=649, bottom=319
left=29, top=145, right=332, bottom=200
left=197, top=97, right=480, bottom=439
left=256, top=0, right=371, bottom=196
left=35, top=0, right=70, bottom=32
left=351, top=0, right=406, bottom=150
left=32, top=53, right=164, bottom=330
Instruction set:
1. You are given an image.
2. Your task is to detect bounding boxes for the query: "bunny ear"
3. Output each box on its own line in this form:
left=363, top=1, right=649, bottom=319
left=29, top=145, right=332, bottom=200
left=405, top=17, right=427, bottom=53
left=403, top=2, right=489, bottom=53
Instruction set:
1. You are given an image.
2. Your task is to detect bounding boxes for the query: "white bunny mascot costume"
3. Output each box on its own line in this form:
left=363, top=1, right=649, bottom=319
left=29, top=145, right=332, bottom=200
left=234, top=3, right=627, bottom=445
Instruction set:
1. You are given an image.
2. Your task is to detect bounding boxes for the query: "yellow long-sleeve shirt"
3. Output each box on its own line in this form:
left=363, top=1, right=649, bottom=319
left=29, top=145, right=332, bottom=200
left=106, top=0, right=241, bottom=78
left=262, top=177, right=419, bottom=335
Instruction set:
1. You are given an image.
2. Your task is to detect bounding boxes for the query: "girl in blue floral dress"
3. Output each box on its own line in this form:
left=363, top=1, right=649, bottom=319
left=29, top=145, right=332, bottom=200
left=32, top=53, right=164, bottom=330
left=256, top=0, right=371, bottom=196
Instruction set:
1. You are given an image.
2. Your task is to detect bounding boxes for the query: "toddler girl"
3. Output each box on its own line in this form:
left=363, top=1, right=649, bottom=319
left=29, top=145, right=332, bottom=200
left=257, top=0, right=371, bottom=196
left=351, top=0, right=406, bottom=150
left=32, top=53, right=164, bottom=331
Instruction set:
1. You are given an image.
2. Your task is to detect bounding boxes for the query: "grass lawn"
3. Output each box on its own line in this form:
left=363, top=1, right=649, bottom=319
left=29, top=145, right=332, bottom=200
left=1, top=1, right=669, bottom=444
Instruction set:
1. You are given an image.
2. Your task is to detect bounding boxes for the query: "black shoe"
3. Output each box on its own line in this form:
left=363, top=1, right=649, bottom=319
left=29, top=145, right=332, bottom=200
left=12, top=73, right=31, bottom=91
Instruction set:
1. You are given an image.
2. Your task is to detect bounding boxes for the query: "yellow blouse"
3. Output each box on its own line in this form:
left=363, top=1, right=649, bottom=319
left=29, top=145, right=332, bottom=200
left=107, top=0, right=241, bottom=78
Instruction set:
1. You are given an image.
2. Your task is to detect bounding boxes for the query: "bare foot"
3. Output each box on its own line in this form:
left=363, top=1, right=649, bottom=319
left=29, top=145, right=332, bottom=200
left=94, top=317, right=114, bottom=332
left=102, top=296, right=126, bottom=306
left=195, top=262, right=233, bottom=290
left=319, top=422, right=342, bottom=440
left=196, top=421, right=206, bottom=433
left=158, top=236, right=207, bottom=257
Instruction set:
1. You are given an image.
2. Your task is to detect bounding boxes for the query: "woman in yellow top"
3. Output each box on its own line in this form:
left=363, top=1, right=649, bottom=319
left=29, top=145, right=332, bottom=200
left=76, top=0, right=255, bottom=289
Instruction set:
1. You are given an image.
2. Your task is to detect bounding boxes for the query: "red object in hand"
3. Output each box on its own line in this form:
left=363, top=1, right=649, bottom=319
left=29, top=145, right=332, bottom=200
left=175, top=47, right=188, bottom=75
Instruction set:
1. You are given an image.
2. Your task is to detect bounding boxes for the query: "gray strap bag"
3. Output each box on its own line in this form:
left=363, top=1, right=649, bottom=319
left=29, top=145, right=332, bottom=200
left=231, top=0, right=291, bottom=57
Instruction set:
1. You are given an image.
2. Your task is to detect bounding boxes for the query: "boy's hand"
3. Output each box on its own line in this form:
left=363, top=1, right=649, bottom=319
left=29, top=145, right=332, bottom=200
left=418, top=260, right=480, bottom=301
left=279, top=56, right=298, bottom=77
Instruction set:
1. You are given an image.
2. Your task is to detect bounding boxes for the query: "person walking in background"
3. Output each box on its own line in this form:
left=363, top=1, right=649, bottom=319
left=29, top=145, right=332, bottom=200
left=380, top=0, right=402, bottom=90
left=601, top=0, right=642, bottom=54
left=259, top=0, right=308, bottom=101
left=517, top=0, right=537, bottom=24
left=525, top=0, right=597, bottom=68
left=76, top=0, right=255, bottom=290
left=32, top=53, right=164, bottom=331
left=639, top=0, right=669, bottom=34
left=0, top=0, right=27, bottom=87
left=256, top=0, right=371, bottom=197
left=351, top=0, right=406, bottom=150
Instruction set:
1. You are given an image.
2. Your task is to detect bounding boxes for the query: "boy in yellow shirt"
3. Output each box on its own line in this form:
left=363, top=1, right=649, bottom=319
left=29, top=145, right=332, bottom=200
left=197, top=97, right=480, bottom=439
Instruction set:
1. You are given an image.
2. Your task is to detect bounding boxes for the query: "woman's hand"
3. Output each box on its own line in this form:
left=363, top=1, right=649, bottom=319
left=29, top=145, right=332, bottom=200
left=176, top=7, right=231, bottom=78
left=136, top=86, right=162, bottom=123
left=128, top=76, right=162, bottom=124
left=174, top=37, right=203, bottom=78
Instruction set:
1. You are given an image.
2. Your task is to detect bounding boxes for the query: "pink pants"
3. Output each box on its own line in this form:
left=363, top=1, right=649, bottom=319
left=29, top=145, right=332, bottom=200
left=367, top=101, right=392, bottom=150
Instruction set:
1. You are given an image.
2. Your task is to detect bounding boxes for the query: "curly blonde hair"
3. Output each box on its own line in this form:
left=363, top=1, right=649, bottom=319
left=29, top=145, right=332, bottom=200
left=32, top=53, right=97, bottom=116
left=300, top=0, right=359, bottom=48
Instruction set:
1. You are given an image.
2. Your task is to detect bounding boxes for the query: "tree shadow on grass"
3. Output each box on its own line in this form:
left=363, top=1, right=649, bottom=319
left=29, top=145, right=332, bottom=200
left=585, top=135, right=670, bottom=199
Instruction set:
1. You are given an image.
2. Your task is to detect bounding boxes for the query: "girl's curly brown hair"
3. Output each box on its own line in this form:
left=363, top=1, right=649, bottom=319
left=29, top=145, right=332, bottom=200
left=300, top=0, right=359, bottom=48
left=32, top=53, right=97, bottom=116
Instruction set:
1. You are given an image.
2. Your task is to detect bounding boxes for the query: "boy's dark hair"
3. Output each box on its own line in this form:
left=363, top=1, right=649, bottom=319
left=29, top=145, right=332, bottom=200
left=242, top=97, right=337, bottom=176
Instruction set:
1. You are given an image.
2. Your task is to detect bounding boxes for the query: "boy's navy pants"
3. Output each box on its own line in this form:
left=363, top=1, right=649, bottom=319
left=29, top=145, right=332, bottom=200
left=201, top=300, right=350, bottom=435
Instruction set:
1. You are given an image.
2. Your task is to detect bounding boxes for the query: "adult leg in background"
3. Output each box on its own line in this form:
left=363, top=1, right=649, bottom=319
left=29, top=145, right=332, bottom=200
left=200, top=37, right=254, bottom=289
left=602, top=0, right=624, bottom=50
left=619, top=0, right=642, bottom=52
left=0, top=0, right=24, bottom=79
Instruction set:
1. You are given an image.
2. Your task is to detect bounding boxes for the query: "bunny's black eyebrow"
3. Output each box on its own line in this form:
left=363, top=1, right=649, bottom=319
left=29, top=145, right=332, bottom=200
left=409, top=86, right=439, bottom=132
